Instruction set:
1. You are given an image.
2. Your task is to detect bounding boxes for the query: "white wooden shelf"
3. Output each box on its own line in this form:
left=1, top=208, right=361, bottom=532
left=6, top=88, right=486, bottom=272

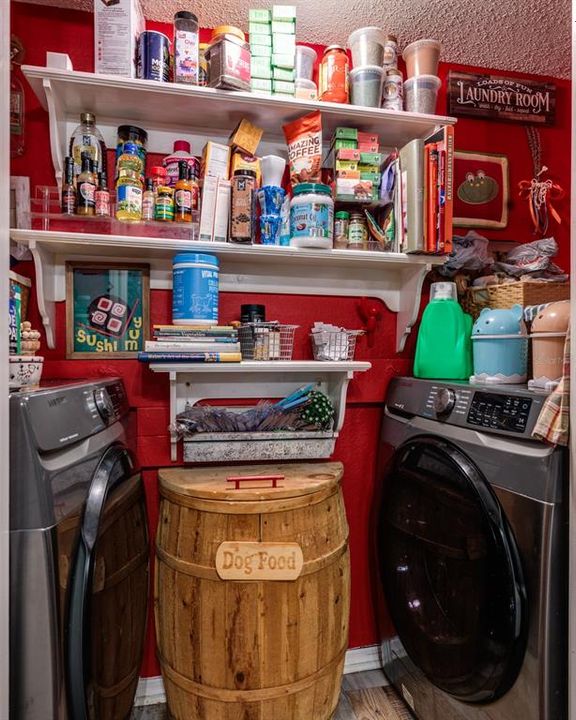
left=149, top=360, right=371, bottom=462
left=23, top=57, right=456, bottom=182
left=11, top=228, right=443, bottom=352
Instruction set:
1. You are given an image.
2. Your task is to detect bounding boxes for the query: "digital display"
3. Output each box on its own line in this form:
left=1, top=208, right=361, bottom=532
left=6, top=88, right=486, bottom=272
left=467, top=392, right=532, bottom=434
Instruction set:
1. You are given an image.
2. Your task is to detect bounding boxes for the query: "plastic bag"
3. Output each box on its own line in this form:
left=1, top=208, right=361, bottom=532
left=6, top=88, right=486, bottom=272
left=438, top=230, right=493, bottom=277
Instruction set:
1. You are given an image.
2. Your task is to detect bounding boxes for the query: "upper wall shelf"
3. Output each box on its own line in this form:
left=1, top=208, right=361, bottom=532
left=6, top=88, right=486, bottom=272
left=22, top=56, right=457, bottom=181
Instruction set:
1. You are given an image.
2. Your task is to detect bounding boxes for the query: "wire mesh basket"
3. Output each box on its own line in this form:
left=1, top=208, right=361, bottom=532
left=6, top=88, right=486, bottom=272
left=238, top=323, right=298, bottom=361
left=310, top=330, right=364, bottom=361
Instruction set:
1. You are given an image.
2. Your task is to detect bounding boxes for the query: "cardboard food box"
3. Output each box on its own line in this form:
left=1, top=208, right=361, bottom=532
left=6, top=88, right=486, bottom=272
left=202, top=142, right=231, bottom=180
left=94, top=0, right=144, bottom=77
left=333, top=127, right=358, bottom=140
left=249, top=21, right=272, bottom=35
left=249, top=8, right=271, bottom=22
left=229, top=119, right=264, bottom=156
left=230, top=150, right=262, bottom=185
left=251, top=78, right=273, bottom=93
left=272, top=4, right=296, bottom=19
left=199, top=177, right=231, bottom=242
left=251, top=56, right=272, bottom=79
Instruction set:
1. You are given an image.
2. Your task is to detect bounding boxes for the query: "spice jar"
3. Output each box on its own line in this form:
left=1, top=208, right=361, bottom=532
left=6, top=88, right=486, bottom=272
left=382, top=68, right=404, bottom=111
left=174, top=11, right=199, bottom=85
left=155, top=185, right=175, bottom=222
left=383, top=35, right=398, bottom=69
left=206, top=27, right=251, bottom=92
left=199, top=43, right=209, bottom=86
left=116, top=170, right=142, bottom=222
left=334, top=211, right=350, bottom=248
left=348, top=211, right=368, bottom=249
left=319, top=45, right=349, bottom=104
left=230, top=169, right=257, bottom=244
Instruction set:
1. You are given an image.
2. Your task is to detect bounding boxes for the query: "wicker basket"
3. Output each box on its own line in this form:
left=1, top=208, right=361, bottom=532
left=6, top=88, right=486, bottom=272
left=462, top=280, right=570, bottom=319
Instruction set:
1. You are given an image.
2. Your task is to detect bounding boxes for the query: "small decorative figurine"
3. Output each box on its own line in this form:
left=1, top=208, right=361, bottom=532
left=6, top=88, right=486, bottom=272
left=20, top=321, right=41, bottom=354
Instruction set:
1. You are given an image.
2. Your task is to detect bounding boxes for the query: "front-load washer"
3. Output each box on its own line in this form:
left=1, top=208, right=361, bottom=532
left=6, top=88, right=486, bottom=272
left=375, top=377, right=567, bottom=720
left=10, top=378, right=149, bottom=720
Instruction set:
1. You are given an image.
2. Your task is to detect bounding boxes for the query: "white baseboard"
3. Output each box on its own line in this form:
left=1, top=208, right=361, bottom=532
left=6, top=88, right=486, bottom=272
left=134, top=644, right=381, bottom=707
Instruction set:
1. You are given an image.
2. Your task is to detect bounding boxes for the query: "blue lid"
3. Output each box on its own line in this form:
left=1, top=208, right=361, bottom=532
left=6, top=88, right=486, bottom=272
left=173, top=253, right=219, bottom=266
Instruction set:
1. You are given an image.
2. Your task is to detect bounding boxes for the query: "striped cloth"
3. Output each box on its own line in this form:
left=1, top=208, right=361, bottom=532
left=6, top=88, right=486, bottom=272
left=532, top=327, right=570, bottom=446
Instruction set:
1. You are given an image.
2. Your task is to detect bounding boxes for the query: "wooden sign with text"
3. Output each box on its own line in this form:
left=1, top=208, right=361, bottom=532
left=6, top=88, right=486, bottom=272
left=448, top=71, right=556, bottom=126
left=215, top=542, right=304, bottom=581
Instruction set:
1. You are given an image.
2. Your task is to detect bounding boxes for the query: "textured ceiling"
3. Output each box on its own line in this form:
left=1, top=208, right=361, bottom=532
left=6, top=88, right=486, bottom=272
left=17, top=0, right=571, bottom=79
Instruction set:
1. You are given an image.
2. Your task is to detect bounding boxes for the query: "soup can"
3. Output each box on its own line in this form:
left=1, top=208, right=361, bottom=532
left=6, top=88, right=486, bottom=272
left=172, top=253, right=219, bottom=325
left=137, top=31, right=171, bottom=82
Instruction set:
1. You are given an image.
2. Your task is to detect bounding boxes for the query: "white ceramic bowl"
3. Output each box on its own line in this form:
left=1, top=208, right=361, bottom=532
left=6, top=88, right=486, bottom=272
left=9, top=356, right=44, bottom=389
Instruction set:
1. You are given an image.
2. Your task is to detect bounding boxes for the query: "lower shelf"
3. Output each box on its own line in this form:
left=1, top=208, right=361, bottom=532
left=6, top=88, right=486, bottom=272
left=183, top=430, right=336, bottom=463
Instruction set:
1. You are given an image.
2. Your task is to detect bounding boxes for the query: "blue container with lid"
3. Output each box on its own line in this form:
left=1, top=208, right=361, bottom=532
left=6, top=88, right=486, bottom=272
left=471, top=305, right=528, bottom=384
left=172, top=253, right=219, bottom=326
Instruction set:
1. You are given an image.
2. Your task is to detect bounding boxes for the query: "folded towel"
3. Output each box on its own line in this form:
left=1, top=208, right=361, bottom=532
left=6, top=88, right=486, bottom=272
left=532, top=327, right=570, bottom=446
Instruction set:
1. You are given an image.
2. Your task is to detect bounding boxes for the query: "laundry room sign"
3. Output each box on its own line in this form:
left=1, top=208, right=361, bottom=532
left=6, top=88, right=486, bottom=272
left=448, top=71, right=556, bottom=125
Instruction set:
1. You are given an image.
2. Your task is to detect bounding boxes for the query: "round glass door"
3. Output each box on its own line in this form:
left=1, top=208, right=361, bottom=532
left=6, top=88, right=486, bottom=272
left=379, top=436, right=526, bottom=703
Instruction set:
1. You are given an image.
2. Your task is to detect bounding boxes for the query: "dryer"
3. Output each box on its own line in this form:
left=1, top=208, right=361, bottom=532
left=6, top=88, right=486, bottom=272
left=10, top=378, right=149, bottom=720
left=376, top=377, right=567, bottom=720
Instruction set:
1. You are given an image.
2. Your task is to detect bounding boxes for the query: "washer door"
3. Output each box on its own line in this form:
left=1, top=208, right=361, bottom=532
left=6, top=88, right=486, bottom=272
left=66, top=444, right=149, bottom=720
left=379, top=436, right=526, bottom=703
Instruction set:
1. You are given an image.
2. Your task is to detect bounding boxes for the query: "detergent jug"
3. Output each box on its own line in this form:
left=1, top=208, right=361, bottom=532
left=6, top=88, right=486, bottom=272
left=414, top=282, right=473, bottom=380
left=471, top=305, right=528, bottom=384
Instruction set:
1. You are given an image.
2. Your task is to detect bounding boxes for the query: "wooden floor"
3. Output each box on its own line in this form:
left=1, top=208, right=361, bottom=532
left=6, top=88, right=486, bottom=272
left=131, top=669, right=415, bottom=720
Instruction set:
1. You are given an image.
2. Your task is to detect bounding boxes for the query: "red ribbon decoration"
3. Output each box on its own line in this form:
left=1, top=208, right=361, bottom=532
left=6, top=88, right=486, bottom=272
left=518, top=168, right=564, bottom=236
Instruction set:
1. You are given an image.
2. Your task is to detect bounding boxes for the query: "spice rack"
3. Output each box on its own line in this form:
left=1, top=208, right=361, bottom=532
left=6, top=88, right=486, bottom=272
left=149, top=360, right=371, bottom=462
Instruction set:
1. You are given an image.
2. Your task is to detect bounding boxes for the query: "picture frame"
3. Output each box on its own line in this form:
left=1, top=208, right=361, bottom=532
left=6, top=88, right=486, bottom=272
left=453, top=151, right=509, bottom=229
left=10, top=175, right=30, bottom=229
left=66, top=262, right=150, bottom=359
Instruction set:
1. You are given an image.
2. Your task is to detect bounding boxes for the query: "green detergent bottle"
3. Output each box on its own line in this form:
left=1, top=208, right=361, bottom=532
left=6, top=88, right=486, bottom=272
left=414, top=282, right=473, bottom=380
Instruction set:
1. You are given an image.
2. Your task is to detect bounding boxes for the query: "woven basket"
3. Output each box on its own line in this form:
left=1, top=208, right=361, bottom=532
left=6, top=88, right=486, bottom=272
left=462, top=280, right=570, bottom=319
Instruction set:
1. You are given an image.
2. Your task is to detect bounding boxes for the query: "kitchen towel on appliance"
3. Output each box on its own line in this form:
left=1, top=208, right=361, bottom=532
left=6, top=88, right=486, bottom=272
left=532, top=327, right=570, bottom=446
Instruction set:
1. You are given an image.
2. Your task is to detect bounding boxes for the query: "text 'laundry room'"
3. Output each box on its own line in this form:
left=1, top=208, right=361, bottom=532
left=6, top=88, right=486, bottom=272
left=2, top=1, right=574, bottom=720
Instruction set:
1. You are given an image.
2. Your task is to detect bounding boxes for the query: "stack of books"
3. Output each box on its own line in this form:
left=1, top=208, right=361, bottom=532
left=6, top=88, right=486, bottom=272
left=138, top=325, right=242, bottom=363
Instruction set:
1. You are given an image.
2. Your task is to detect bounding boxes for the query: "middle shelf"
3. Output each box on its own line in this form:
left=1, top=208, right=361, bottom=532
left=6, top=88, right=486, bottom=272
left=11, top=228, right=444, bottom=353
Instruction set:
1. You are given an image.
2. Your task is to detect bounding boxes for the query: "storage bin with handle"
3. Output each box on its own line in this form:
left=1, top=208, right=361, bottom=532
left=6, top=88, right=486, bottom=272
left=529, top=300, right=570, bottom=391
left=470, top=305, right=528, bottom=384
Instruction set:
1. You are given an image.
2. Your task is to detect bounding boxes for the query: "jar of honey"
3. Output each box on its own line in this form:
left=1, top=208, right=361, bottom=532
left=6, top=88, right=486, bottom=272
left=319, top=45, right=349, bottom=104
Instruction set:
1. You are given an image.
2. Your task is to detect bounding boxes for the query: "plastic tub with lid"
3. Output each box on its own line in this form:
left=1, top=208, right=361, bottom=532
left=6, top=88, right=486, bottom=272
left=290, top=184, right=334, bottom=249
left=172, top=253, right=220, bottom=325
left=470, top=305, right=528, bottom=385
left=529, top=300, right=570, bottom=390
left=347, top=27, right=386, bottom=68
left=350, top=65, right=385, bottom=107
left=404, top=74, right=441, bottom=114
left=402, top=38, right=441, bottom=78
left=295, top=45, right=317, bottom=81
left=295, top=78, right=318, bottom=100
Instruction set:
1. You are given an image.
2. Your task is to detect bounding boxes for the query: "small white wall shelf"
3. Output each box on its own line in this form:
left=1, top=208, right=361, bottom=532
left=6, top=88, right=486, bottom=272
left=149, top=360, right=371, bottom=462
left=10, top=229, right=444, bottom=352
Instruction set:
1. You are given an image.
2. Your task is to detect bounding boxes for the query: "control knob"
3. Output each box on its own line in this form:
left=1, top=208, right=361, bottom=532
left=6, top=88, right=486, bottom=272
left=94, top=387, right=115, bottom=423
left=434, top=388, right=456, bottom=417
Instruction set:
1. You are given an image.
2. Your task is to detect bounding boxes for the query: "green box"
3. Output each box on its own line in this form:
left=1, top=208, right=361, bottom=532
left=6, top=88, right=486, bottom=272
left=272, top=4, right=296, bottom=19
left=251, top=78, right=273, bottom=92
left=359, top=152, right=383, bottom=165
left=334, top=127, right=358, bottom=140
left=272, top=52, right=295, bottom=69
left=271, top=20, right=295, bottom=34
left=250, top=33, right=273, bottom=46
left=251, top=43, right=272, bottom=57
left=251, top=56, right=272, bottom=79
left=273, top=66, right=295, bottom=81
left=249, top=21, right=272, bottom=35
left=360, top=171, right=381, bottom=182
left=249, top=8, right=272, bottom=22
left=272, top=34, right=296, bottom=53
left=273, top=79, right=295, bottom=94
left=333, top=138, right=358, bottom=150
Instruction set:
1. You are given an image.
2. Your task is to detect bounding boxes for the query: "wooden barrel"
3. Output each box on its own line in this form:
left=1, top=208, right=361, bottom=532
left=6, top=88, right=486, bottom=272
left=155, top=462, right=350, bottom=720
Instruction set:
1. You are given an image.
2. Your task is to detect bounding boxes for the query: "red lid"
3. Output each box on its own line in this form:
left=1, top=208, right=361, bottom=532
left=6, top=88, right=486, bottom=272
left=173, top=140, right=191, bottom=153
left=151, top=165, right=167, bottom=176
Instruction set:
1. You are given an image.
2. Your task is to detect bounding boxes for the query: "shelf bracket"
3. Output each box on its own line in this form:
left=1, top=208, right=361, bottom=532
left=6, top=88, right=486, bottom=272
left=29, top=240, right=59, bottom=349
left=43, top=78, right=66, bottom=187
left=396, top=264, right=432, bottom=353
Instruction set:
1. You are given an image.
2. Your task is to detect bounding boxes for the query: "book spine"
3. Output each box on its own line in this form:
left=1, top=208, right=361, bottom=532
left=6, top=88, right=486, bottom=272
left=153, top=326, right=237, bottom=335
left=138, top=352, right=242, bottom=363
left=145, top=342, right=241, bottom=352
left=152, top=336, right=239, bottom=343
left=438, top=147, right=446, bottom=253
left=443, top=126, right=455, bottom=255
left=426, top=144, right=438, bottom=253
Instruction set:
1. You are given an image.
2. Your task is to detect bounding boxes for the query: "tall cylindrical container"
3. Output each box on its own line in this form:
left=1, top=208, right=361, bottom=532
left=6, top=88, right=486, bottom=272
left=155, top=462, right=350, bottom=720
left=174, top=11, right=199, bottom=85
left=172, top=253, right=219, bottom=326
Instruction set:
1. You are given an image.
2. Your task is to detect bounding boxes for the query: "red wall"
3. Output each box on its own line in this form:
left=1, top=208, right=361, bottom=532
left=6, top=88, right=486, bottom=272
left=10, top=2, right=571, bottom=678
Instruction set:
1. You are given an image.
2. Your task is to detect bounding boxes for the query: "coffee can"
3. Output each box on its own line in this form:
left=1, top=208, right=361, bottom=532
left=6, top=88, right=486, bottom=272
left=137, top=31, right=171, bottom=82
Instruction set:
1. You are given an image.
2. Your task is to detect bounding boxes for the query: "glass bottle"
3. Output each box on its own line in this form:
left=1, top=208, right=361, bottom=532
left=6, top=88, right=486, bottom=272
left=61, top=156, right=76, bottom=215
left=116, top=170, right=143, bottom=222
left=334, top=211, right=350, bottom=249
left=10, top=37, right=25, bottom=157
left=230, top=169, right=256, bottom=244
left=95, top=172, right=111, bottom=217
left=155, top=185, right=175, bottom=222
left=69, top=112, right=106, bottom=178
left=76, top=154, right=97, bottom=216
left=142, top=179, right=155, bottom=221
left=347, top=211, right=368, bottom=249
left=174, top=160, right=193, bottom=223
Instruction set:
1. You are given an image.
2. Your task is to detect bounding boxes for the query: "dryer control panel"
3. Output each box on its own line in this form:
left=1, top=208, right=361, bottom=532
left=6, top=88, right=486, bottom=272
left=467, top=391, right=532, bottom=434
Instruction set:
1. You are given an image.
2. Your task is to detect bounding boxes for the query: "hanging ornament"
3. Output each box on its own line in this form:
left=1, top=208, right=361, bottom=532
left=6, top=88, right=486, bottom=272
left=518, top=127, right=564, bottom=236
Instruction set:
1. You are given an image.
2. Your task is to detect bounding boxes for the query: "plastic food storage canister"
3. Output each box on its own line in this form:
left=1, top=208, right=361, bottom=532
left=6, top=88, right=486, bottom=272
left=206, top=28, right=251, bottom=91
left=295, top=45, right=317, bottom=81
left=295, top=78, right=318, bottom=100
left=402, top=39, right=441, bottom=78
left=350, top=65, right=385, bottom=108
left=172, top=253, right=219, bottom=325
left=347, top=27, right=386, bottom=67
left=530, top=300, right=570, bottom=389
left=290, top=183, right=334, bottom=249
left=173, top=11, right=199, bottom=85
left=404, top=74, right=441, bottom=114
left=471, top=306, right=528, bottom=384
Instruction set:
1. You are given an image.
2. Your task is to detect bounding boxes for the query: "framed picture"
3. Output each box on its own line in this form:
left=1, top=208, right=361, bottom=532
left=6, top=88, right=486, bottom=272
left=10, top=175, right=30, bottom=229
left=453, top=152, right=509, bottom=229
left=66, top=262, right=150, bottom=359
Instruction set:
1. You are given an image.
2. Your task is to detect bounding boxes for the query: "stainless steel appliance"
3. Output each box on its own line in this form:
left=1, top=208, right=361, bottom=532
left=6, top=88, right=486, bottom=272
left=10, top=378, right=149, bottom=720
left=376, top=377, right=567, bottom=720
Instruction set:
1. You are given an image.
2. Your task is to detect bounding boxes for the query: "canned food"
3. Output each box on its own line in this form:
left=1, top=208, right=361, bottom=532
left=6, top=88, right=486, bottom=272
left=137, top=30, right=171, bottom=82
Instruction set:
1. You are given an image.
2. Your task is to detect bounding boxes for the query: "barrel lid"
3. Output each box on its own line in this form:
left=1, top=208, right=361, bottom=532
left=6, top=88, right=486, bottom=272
left=159, top=462, right=343, bottom=501
left=172, top=253, right=219, bottom=266
left=531, top=300, right=570, bottom=334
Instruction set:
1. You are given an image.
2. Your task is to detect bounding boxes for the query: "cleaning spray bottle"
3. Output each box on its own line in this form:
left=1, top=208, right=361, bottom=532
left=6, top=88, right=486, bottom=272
left=414, top=281, right=473, bottom=380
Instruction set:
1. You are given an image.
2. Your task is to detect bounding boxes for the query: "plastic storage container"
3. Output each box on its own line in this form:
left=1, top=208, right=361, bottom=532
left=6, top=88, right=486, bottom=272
left=348, top=27, right=386, bottom=67
left=529, top=300, right=570, bottom=390
left=295, top=45, right=317, bottom=81
left=295, top=78, right=318, bottom=100
left=402, top=39, right=441, bottom=78
left=350, top=65, right=385, bottom=107
left=172, top=253, right=219, bottom=326
left=471, top=306, right=528, bottom=384
left=404, top=74, right=441, bottom=114
left=414, top=282, right=473, bottom=380
left=290, top=183, right=334, bottom=249
left=173, top=11, right=199, bottom=84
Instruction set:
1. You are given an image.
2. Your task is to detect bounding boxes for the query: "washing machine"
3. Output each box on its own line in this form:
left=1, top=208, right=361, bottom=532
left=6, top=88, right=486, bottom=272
left=10, top=378, right=149, bottom=720
left=376, top=377, right=567, bottom=720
